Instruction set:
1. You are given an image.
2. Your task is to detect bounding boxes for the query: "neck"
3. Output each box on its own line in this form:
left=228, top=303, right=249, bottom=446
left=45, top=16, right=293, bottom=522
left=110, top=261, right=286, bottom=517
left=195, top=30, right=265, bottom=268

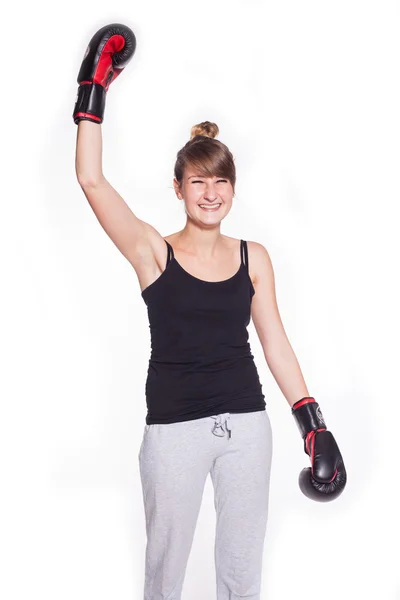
left=177, top=220, right=223, bottom=259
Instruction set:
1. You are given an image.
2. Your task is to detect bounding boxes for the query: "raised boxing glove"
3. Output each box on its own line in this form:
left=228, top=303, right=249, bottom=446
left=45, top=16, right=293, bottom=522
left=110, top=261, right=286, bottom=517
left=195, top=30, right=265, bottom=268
left=292, top=397, right=347, bottom=502
left=73, top=23, right=136, bottom=124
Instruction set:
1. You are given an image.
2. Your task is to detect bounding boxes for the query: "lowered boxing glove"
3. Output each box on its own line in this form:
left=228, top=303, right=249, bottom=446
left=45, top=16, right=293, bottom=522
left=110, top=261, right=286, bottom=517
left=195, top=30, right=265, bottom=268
left=292, top=397, right=346, bottom=502
left=73, top=23, right=136, bottom=124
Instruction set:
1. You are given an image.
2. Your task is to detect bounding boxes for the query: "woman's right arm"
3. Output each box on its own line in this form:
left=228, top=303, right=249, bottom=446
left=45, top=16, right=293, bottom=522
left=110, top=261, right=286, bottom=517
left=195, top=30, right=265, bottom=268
left=75, top=120, right=165, bottom=270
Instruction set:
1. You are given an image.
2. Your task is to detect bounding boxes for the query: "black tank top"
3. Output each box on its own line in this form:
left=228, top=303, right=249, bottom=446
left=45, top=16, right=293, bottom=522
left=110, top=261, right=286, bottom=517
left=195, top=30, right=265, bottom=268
left=141, top=239, right=266, bottom=424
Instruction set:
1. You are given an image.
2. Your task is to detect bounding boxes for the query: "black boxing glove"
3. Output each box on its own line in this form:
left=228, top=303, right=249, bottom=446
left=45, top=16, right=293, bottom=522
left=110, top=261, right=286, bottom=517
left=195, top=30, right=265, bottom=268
left=73, top=23, right=136, bottom=124
left=292, top=397, right=347, bottom=502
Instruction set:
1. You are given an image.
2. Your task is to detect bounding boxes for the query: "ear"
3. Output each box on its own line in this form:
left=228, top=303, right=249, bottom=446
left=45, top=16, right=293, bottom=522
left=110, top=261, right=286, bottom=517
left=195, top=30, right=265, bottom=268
left=173, top=178, right=183, bottom=200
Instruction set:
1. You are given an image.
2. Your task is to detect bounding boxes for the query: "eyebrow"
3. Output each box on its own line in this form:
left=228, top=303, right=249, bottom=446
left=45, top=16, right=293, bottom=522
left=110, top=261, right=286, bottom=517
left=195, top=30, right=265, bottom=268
left=187, top=175, right=225, bottom=180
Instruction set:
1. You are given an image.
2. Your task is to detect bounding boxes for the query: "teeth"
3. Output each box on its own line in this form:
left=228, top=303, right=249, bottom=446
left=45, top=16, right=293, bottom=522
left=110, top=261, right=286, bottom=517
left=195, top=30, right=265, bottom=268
left=199, top=204, right=221, bottom=208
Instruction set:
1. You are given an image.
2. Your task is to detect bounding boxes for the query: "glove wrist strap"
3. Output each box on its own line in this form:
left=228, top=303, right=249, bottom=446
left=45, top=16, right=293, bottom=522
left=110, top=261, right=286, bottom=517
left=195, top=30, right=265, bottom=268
left=73, top=83, right=106, bottom=124
left=292, top=397, right=326, bottom=438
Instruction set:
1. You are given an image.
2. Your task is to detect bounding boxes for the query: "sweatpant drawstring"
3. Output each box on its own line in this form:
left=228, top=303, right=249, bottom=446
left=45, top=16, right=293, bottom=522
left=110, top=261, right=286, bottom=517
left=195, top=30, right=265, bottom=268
left=211, top=413, right=232, bottom=439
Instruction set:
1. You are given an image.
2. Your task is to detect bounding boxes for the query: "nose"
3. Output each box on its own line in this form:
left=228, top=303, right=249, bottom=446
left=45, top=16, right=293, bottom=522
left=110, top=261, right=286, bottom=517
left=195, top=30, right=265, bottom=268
left=204, top=182, right=218, bottom=201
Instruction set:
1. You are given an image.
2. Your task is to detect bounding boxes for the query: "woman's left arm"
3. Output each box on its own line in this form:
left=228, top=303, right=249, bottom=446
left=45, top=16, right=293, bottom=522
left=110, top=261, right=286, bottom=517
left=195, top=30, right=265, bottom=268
left=249, top=241, right=347, bottom=502
left=248, top=241, right=309, bottom=408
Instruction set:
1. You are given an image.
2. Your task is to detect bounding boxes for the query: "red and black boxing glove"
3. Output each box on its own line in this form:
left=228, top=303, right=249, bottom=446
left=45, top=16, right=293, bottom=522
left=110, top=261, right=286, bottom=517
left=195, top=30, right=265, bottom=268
left=292, top=397, right=347, bottom=502
left=73, top=23, right=136, bottom=124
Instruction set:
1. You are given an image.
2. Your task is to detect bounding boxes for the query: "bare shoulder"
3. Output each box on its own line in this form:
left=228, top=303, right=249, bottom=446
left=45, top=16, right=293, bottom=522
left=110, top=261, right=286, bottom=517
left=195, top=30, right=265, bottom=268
left=222, top=235, right=268, bottom=257
left=220, top=236, right=272, bottom=285
left=246, top=240, right=274, bottom=285
left=246, top=239, right=270, bottom=258
left=131, top=226, right=189, bottom=294
left=163, top=232, right=180, bottom=247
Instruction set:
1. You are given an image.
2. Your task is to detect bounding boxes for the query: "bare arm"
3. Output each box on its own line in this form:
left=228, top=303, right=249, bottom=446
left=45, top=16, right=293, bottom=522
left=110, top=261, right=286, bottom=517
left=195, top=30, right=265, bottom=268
left=75, top=121, right=165, bottom=269
left=249, top=241, right=310, bottom=407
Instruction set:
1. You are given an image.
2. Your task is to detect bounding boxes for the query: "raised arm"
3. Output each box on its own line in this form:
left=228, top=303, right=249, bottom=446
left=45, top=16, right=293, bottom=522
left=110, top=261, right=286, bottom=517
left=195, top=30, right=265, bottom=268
left=73, top=24, right=166, bottom=275
left=75, top=121, right=163, bottom=269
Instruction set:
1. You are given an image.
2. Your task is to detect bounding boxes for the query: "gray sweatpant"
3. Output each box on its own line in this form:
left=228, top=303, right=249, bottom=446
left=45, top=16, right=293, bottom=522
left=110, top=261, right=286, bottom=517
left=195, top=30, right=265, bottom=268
left=138, top=409, right=273, bottom=599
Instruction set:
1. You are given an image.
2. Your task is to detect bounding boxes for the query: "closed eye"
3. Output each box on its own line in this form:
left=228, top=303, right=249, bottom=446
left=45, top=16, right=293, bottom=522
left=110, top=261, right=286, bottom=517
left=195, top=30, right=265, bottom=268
left=191, top=179, right=228, bottom=183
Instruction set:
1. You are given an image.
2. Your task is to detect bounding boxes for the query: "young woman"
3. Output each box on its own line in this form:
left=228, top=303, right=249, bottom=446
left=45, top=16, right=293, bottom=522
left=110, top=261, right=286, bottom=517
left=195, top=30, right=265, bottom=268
left=73, top=23, right=346, bottom=600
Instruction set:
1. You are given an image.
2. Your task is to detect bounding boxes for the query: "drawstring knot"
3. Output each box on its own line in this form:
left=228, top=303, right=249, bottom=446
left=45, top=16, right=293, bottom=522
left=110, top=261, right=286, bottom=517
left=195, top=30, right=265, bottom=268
left=211, top=413, right=232, bottom=439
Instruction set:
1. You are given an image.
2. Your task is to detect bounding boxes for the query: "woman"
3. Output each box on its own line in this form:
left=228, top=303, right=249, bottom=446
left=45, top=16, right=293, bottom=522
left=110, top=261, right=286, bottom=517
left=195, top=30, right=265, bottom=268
left=73, top=23, right=346, bottom=600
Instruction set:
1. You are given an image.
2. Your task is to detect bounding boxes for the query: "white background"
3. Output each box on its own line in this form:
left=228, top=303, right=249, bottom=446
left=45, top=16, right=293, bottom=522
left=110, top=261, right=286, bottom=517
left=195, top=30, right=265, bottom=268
left=1, top=1, right=399, bottom=598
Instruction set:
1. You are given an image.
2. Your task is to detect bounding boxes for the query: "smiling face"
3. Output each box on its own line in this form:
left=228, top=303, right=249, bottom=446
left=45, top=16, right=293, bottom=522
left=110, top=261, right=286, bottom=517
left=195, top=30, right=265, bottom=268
left=173, top=166, right=234, bottom=225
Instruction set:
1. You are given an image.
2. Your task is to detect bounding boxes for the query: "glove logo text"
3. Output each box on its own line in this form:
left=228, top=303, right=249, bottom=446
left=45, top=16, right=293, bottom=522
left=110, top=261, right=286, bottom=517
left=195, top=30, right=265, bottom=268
left=316, top=406, right=325, bottom=426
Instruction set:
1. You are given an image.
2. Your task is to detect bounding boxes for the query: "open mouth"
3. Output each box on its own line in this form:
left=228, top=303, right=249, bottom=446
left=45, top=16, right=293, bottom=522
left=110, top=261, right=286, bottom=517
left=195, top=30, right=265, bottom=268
left=198, top=203, right=221, bottom=212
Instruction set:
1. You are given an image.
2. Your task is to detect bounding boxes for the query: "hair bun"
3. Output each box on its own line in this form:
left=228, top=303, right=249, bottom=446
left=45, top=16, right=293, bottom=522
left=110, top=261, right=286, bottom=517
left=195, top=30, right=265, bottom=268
left=190, top=121, right=219, bottom=140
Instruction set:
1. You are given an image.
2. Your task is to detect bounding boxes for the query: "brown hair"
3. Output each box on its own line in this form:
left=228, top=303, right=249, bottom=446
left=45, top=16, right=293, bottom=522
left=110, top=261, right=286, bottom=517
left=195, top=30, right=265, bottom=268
left=174, top=121, right=236, bottom=194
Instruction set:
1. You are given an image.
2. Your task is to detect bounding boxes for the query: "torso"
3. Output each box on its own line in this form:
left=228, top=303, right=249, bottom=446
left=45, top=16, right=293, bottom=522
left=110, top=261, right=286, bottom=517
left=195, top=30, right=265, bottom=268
left=137, top=233, right=256, bottom=294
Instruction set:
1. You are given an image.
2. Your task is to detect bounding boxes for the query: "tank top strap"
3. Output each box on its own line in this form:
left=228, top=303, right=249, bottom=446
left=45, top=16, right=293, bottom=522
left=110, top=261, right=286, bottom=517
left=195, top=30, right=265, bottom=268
left=164, top=239, right=174, bottom=267
left=240, top=239, right=249, bottom=273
